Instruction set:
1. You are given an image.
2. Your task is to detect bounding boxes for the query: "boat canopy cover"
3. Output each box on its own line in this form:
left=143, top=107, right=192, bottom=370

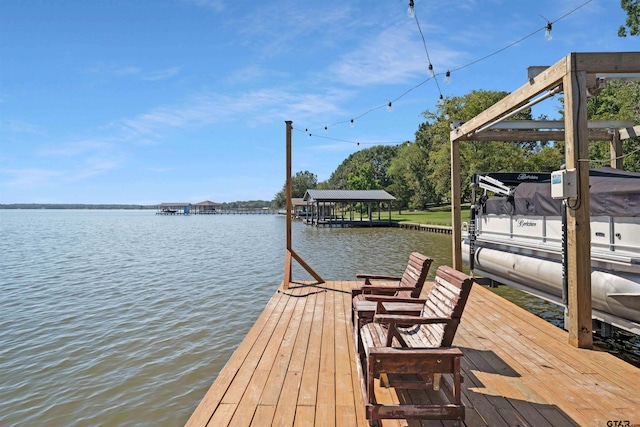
left=482, top=167, right=640, bottom=217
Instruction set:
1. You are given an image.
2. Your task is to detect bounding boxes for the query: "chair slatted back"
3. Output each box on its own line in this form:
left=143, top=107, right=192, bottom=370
left=399, top=265, right=473, bottom=347
left=396, top=252, right=432, bottom=298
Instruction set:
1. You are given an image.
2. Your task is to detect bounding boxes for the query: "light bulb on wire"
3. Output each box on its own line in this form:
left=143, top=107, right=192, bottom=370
left=324, top=126, right=328, bottom=133
left=387, top=101, right=393, bottom=112
left=545, top=22, right=553, bottom=40
left=350, top=119, right=354, bottom=128
left=407, top=0, right=415, bottom=18
left=428, top=63, right=434, bottom=77
left=444, top=70, right=451, bottom=84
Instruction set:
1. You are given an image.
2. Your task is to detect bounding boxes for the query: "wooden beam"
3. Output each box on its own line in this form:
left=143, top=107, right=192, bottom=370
left=573, top=52, right=640, bottom=74
left=290, top=249, right=324, bottom=284
left=455, top=119, right=635, bottom=130
left=450, top=55, right=567, bottom=141
left=611, top=130, right=623, bottom=169
left=563, top=55, right=592, bottom=349
left=456, top=130, right=612, bottom=142
left=451, top=140, right=462, bottom=271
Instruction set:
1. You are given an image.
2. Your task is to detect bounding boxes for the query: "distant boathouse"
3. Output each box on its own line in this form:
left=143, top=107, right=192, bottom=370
left=156, top=201, right=277, bottom=215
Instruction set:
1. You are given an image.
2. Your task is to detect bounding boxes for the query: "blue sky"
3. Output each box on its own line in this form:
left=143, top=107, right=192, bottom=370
left=1, top=0, right=637, bottom=204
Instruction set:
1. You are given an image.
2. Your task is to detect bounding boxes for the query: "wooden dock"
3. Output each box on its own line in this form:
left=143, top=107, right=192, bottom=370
left=185, top=280, right=640, bottom=427
left=394, top=222, right=452, bottom=234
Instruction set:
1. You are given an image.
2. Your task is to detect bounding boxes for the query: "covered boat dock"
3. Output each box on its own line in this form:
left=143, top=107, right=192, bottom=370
left=302, top=189, right=396, bottom=227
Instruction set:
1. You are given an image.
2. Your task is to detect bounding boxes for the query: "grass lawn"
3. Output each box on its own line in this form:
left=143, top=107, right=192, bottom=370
left=389, top=204, right=471, bottom=226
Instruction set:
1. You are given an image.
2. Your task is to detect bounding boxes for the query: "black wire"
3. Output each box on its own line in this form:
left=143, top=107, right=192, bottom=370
left=297, top=0, right=594, bottom=140
left=567, top=53, right=582, bottom=211
left=413, top=11, right=442, bottom=97
left=292, top=125, right=404, bottom=146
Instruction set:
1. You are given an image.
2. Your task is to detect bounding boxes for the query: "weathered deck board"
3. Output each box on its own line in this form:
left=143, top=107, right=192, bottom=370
left=185, top=281, right=640, bottom=427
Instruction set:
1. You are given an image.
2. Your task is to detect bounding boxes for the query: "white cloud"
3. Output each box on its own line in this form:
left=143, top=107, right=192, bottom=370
left=110, top=88, right=348, bottom=141
left=36, top=139, right=114, bottom=158
left=0, top=168, right=63, bottom=190
left=0, top=119, right=46, bottom=136
left=89, top=64, right=179, bottom=81
left=327, top=24, right=460, bottom=87
left=236, top=1, right=354, bottom=58
left=183, top=0, right=225, bottom=12
left=68, top=156, right=123, bottom=182
left=142, top=67, right=181, bottom=81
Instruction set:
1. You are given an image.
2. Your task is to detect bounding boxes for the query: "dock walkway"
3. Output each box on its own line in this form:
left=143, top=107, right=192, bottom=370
left=185, top=280, right=640, bottom=427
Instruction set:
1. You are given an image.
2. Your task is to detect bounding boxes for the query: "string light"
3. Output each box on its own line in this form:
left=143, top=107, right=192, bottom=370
left=324, top=126, right=328, bottom=133
left=411, top=2, right=443, bottom=100
left=294, top=0, right=593, bottom=141
left=292, top=126, right=403, bottom=146
left=545, top=22, right=553, bottom=40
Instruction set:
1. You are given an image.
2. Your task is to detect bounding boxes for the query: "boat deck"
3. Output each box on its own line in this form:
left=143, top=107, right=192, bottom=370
left=185, top=280, right=640, bottom=427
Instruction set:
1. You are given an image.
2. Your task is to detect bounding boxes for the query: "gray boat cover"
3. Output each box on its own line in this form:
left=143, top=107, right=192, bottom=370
left=482, top=167, right=640, bottom=217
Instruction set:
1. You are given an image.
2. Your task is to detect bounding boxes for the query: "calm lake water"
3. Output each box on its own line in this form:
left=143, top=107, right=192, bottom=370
left=1, top=210, right=636, bottom=426
left=1, top=210, right=455, bottom=427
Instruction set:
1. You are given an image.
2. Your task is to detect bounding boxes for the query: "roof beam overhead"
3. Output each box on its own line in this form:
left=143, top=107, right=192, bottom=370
left=450, top=52, right=640, bottom=143
left=454, top=130, right=612, bottom=142
left=573, top=51, right=640, bottom=73
left=450, top=56, right=567, bottom=142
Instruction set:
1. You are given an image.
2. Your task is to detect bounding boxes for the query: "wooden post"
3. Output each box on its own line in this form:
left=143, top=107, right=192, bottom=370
left=563, top=55, right=593, bottom=349
left=283, top=121, right=324, bottom=287
left=610, top=130, right=622, bottom=169
left=451, top=140, right=463, bottom=271
left=284, top=121, right=293, bottom=289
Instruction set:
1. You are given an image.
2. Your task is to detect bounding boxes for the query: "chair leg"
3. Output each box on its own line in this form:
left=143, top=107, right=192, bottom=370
left=433, top=372, right=441, bottom=391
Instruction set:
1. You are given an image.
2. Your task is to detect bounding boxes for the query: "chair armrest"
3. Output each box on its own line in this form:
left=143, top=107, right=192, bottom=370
left=364, top=295, right=426, bottom=303
left=359, top=285, right=413, bottom=296
left=356, top=274, right=402, bottom=281
left=374, top=314, right=454, bottom=326
left=369, top=346, right=463, bottom=357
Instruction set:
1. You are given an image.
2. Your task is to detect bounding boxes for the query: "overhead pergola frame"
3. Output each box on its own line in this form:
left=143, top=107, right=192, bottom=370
left=449, top=52, right=640, bottom=349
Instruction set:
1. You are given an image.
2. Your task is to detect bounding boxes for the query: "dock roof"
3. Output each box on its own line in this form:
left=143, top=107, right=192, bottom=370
left=159, top=202, right=191, bottom=207
left=303, top=189, right=395, bottom=203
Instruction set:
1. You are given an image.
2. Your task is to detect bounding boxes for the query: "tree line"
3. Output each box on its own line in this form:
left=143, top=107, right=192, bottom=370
left=273, top=82, right=640, bottom=210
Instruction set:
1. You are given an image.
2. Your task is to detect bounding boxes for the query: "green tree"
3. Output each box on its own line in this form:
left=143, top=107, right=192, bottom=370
left=421, top=90, right=543, bottom=202
left=327, top=145, right=398, bottom=190
left=586, top=80, right=640, bottom=171
left=346, top=162, right=380, bottom=190
left=388, top=141, right=435, bottom=209
left=272, top=170, right=318, bottom=207
left=619, top=0, right=640, bottom=36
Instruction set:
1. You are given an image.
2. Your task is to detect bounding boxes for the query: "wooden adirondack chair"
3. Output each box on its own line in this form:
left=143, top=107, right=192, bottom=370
left=355, top=265, right=473, bottom=424
left=351, top=252, right=433, bottom=305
